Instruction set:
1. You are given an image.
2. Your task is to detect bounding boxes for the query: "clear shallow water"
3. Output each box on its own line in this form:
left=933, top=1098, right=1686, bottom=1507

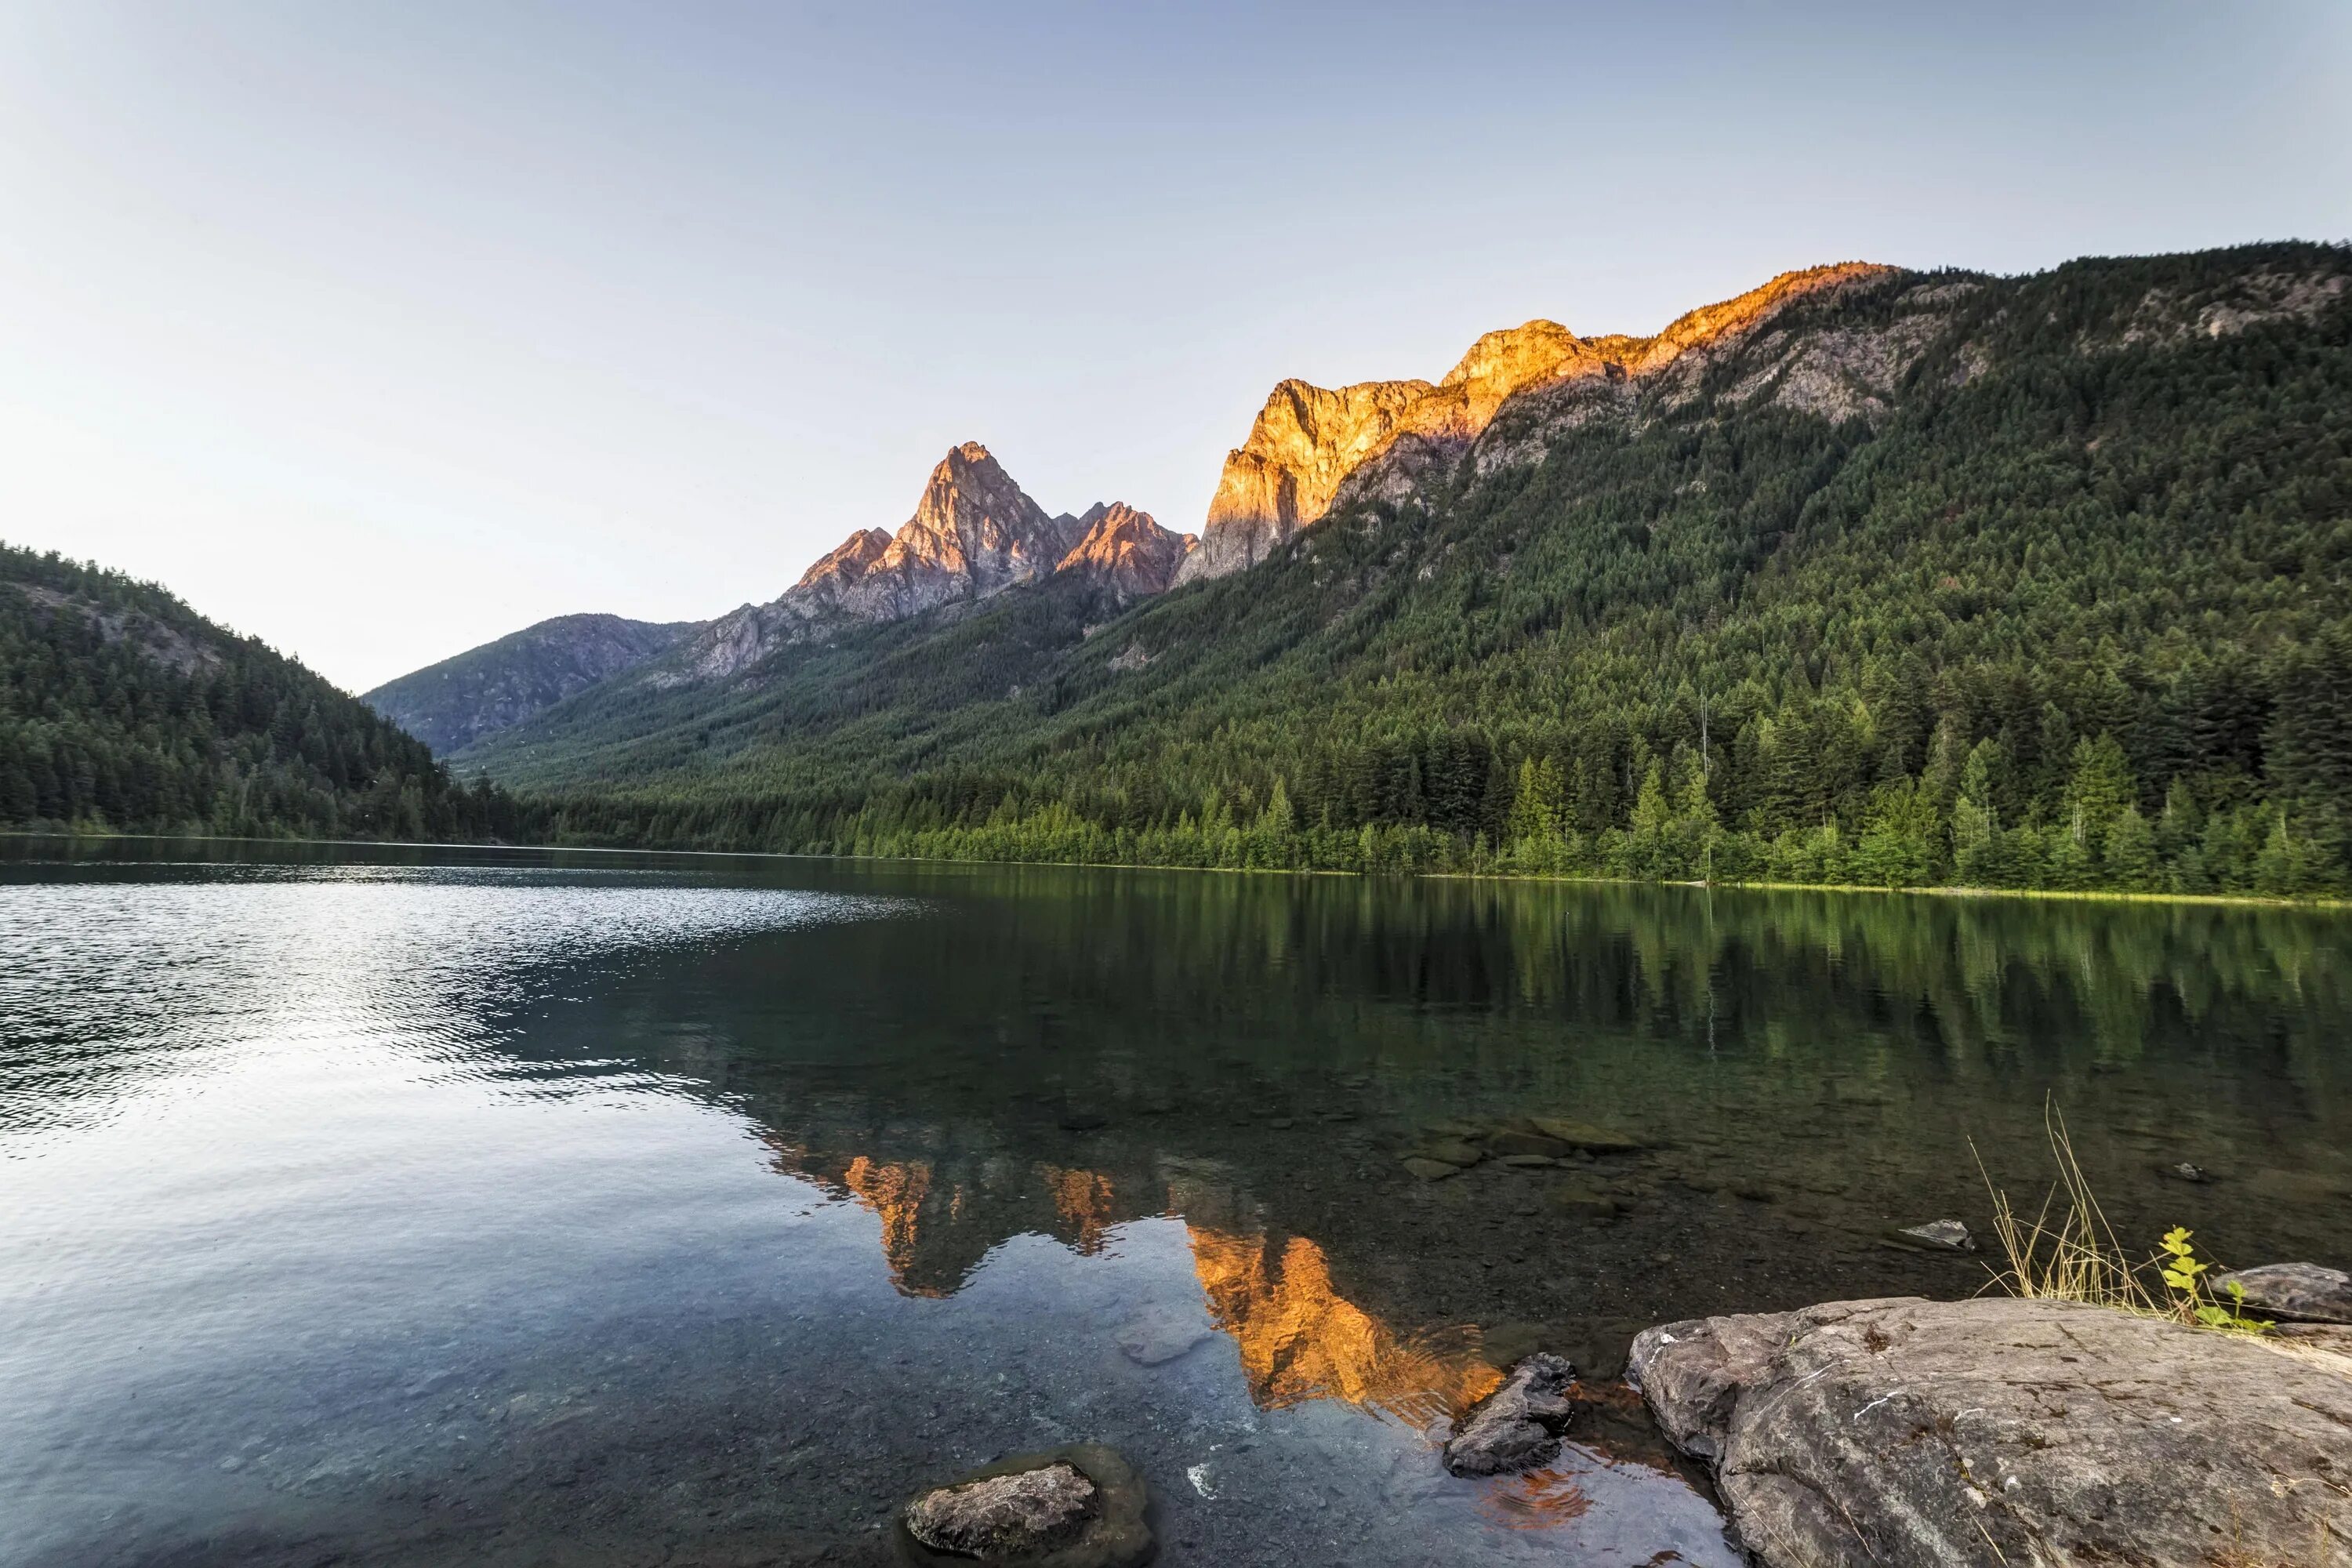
left=4, top=841, right=2350, bottom=1566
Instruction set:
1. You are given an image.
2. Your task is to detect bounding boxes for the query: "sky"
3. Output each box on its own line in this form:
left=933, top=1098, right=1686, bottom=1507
left=2, top=2, right=2347, bottom=693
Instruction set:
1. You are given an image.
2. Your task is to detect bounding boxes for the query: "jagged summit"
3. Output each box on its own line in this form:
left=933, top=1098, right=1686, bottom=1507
left=1174, top=263, right=1895, bottom=584
left=669, top=443, right=1192, bottom=684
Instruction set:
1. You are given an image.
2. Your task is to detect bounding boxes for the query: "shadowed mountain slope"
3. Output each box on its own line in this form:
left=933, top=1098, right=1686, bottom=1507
left=363, top=613, right=699, bottom=756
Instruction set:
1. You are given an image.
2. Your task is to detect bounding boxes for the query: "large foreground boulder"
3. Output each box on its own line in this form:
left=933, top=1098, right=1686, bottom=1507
left=1628, top=1296, right=2352, bottom=1568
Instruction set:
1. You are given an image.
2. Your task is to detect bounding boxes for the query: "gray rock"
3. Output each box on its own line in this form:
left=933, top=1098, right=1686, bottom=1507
left=1628, top=1295, right=2352, bottom=1568
left=1409, top=1138, right=1484, bottom=1167
left=2213, top=1261, right=2352, bottom=1324
left=2159, top=1160, right=2211, bottom=1183
left=1401, top=1156, right=1462, bottom=1181
left=896, top=1444, right=1151, bottom=1568
left=1888, top=1218, right=1975, bottom=1251
left=1441, top=1352, right=1577, bottom=1476
left=905, top=1462, right=1094, bottom=1556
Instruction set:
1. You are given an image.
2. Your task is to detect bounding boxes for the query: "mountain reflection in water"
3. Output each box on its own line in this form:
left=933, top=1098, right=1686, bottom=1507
left=768, top=1138, right=1513, bottom=1435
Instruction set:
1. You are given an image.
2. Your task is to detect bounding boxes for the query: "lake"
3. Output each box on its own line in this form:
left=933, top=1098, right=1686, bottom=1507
left=5, top=840, right=2350, bottom=1566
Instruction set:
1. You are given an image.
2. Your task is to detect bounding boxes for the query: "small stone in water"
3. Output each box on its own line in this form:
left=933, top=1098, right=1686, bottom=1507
left=904, top=1462, right=1096, bottom=1557
left=1402, top=1156, right=1463, bottom=1181
left=2161, top=1160, right=2211, bottom=1183
left=1443, top=1352, right=1577, bottom=1476
left=1893, top=1219, right=1976, bottom=1251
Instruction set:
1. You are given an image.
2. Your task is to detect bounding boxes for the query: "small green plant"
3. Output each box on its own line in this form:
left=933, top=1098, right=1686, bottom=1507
left=2156, top=1227, right=2272, bottom=1333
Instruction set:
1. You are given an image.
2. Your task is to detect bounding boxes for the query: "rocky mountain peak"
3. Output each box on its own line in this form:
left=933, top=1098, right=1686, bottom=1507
left=793, top=528, right=891, bottom=592
left=1056, top=503, right=1196, bottom=599
left=1177, top=264, right=1896, bottom=585
left=670, top=444, right=1185, bottom=684
left=1439, top=319, right=1594, bottom=421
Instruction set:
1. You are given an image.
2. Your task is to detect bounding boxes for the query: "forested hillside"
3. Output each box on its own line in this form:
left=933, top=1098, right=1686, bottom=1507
left=0, top=545, right=530, bottom=840
left=468, top=245, right=2352, bottom=897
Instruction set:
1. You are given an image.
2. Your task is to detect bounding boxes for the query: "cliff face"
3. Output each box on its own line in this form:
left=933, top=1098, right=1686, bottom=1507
left=1178, top=379, right=1438, bottom=581
left=1176, top=263, right=1893, bottom=583
left=671, top=443, right=1191, bottom=684
left=362, top=612, right=699, bottom=756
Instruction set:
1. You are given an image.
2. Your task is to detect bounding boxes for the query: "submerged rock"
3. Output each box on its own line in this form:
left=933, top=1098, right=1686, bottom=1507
left=896, top=1444, right=1151, bottom=1567
left=2158, top=1160, right=2211, bottom=1183
left=1486, top=1129, right=1575, bottom=1159
left=1628, top=1295, right=2352, bottom=1567
left=2213, top=1261, right=2352, bottom=1324
left=1114, top=1305, right=1210, bottom=1366
left=1528, top=1118, right=1651, bottom=1153
left=1550, top=1182, right=1627, bottom=1223
left=1441, top=1352, right=1577, bottom=1476
left=1401, top=1156, right=1464, bottom=1181
left=1410, top=1138, right=1484, bottom=1167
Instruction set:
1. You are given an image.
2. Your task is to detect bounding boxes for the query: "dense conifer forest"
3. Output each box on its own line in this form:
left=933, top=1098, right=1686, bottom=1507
left=467, top=245, right=2352, bottom=898
left=0, top=545, right=530, bottom=841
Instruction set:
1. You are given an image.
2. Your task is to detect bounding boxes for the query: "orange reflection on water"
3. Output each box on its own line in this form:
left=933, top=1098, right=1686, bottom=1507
left=840, top=1153, right=941, bottom=1296
left=1039, top=1164, right=1117, bottom=1255
left=1185, top=1225, right=1501, bottom=1428
left=1475, top=1467, right=1595, bottom=1531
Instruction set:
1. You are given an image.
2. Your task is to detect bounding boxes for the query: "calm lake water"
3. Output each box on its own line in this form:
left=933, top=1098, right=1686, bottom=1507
left=5, top=840, right=2350, bottom=1567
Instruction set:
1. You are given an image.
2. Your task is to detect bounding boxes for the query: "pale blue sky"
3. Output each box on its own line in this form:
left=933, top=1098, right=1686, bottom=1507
left=2, top=1, right=2346, bottom=690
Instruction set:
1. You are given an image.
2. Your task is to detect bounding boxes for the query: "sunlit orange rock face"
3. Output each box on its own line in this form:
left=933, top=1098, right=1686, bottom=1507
left=1185, top=1225, right=1501, bottom=1427
left=1174, top=262, right=1893, bottom=584
left=1054, top=503, right=1195, bottom=601
left=840, top=1152, right=941, bottom=1294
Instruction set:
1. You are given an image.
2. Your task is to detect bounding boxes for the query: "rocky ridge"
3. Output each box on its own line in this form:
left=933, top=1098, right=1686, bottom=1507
left=668, top=443, right=1191, bottom=685
left=361, top=612, right=697, bottom=756
left=1174, top=262, right=1894, bottom=583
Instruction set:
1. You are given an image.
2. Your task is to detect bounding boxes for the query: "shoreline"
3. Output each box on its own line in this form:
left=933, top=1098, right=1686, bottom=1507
left=8, top=828, right=2347, bottom=911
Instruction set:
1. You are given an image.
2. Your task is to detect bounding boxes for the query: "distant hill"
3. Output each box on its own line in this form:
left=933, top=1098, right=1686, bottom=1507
left=457, top=243, right=2352, bottom=898
left=0, top=543, right=525, bottom=840
left=364, top=613, right=699, bottom=756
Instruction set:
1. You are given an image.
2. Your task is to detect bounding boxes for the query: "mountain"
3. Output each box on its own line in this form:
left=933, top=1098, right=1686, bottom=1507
left=1174, top=263, right=1888, bottom=583
left=467, top=244, right=2352, bottom=897
left=573, top=441, right=1186, bottom=689
left=1054, top=502, right=1198, bottom=598
left=0, top=543, right=528, bottom=840
left=363, top=613, right=698, bottom=755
